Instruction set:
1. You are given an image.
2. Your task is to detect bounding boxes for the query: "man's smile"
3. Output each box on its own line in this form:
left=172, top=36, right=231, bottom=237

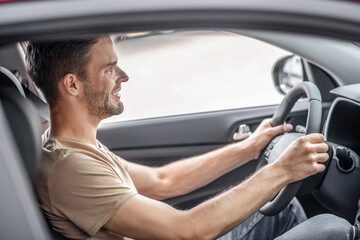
left=111, top=89, right=121, bottom=101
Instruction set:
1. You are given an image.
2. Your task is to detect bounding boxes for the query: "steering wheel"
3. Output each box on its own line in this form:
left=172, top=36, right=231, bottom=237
left=258, top=82, right=322, bottom=216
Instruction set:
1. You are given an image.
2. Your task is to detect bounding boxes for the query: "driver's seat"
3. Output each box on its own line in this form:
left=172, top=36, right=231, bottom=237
left=0, top=68, right=50, bottom=239
left=0, top=67, right=70, bottom=239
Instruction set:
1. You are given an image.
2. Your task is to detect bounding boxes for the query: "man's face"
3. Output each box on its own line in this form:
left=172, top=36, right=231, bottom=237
left=82, top=37, right=129, bottom=119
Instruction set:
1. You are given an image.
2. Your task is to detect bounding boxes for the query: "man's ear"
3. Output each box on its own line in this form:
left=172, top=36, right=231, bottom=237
left=60, top=73, right=82, bottom=96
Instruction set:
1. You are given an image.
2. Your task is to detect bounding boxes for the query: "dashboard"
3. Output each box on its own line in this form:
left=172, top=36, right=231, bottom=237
left=313, top=84, right=360, bottom=224
left=325, top=97, right=360, bottom=155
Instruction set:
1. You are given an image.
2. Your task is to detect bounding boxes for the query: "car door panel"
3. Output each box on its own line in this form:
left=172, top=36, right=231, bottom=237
left=98, top=102, right=315, bottom=149
left=97, top=101, right=329, bottom=209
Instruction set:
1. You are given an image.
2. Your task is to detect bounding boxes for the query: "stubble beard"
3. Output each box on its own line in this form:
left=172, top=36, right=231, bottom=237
left=83, top=80, right=124, bottom=120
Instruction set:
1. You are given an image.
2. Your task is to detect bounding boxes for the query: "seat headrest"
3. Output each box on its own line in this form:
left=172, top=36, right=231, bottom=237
left=0, top=66, right=26, bottom=97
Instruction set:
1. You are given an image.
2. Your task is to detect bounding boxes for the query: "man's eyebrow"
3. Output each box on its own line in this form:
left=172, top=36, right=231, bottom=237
left=101, top=60, right=118, bottom=69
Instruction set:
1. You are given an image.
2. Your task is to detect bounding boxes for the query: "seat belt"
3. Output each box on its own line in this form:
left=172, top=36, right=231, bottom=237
left=23, top=86, right=50, bottom=122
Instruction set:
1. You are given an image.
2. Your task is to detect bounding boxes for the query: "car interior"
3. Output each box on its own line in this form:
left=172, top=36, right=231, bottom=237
left=1, top=24, right=360, bottom=240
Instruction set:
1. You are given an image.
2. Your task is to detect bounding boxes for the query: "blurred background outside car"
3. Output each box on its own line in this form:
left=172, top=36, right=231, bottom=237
left=103, top=31, right=290, bottom=123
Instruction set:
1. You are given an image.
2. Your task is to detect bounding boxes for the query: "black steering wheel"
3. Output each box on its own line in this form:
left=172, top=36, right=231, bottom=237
left=258, top=82, right=322, bottom=216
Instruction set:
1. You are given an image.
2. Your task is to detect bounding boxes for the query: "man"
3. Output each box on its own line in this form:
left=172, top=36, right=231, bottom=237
left=27, top=36, right=340, bottom=240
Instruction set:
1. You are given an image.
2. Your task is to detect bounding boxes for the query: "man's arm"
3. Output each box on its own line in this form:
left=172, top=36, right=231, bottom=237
left=127, top=119, right=293, bottom=200
left=105, top=134, right=328, bottom=239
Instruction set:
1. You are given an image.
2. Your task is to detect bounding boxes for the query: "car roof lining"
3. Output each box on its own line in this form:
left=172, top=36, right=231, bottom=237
left=1, top=0, right=360, bottom=44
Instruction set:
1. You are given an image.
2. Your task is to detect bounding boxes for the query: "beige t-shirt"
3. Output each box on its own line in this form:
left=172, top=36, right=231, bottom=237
left=36, top=134, right=137, bottom=239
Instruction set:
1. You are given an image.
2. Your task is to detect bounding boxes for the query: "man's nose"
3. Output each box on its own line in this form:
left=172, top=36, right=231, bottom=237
left=115, top=66, right=129, bottom=83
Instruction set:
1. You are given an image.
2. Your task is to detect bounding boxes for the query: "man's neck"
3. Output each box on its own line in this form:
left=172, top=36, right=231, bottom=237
left=49, top=104, right=100, bottom=146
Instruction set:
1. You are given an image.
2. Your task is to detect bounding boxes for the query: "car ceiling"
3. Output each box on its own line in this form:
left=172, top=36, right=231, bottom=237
left=1, top=0, right=360, bottom=42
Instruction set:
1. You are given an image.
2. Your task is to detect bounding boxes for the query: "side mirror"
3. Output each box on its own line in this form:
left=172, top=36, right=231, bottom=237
left=272, top=55, right=304, bottom=95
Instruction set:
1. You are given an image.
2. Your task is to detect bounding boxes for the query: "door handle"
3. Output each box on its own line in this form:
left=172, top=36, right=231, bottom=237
left=233, top=124, right=252, bottom=141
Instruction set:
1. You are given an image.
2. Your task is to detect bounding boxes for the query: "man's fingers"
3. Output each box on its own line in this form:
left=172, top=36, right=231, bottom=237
left=313, top=143, right=329, bottom=153
left=270, top=123, right=293, bottom=135
left=314, top=163, right=326, bottom=173
left=260, top=118, right=272, bottom=129
left=313, top=153, right=330, bottom=163
left=263, top=118, right=272, bottom=125
left=305, top=133, right=325, bottom=144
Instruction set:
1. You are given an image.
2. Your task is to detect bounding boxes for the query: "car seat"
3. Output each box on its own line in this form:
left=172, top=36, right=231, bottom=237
left=0, top=67, right=70, bottom=239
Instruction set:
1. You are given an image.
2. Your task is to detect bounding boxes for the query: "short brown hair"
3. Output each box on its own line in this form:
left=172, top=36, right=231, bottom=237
left=26, top=38, right=101, bottom=107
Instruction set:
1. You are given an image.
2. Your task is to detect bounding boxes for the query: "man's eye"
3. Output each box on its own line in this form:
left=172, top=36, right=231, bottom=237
left=106, top=66, right=113, bottom=73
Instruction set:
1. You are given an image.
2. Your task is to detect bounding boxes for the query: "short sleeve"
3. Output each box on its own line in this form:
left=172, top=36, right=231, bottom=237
left=97, top=142, right=129, bottom=170
left=112, top=153, right=129, bottom=170
left=48, top=152, right=137, bottom=236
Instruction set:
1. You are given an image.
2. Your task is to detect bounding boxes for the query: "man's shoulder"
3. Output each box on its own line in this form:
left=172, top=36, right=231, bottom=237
left=43, top=147, right=110, bottom=172
left=40, top=136, right=129, bottom=182
left=42, top=137, right=110, bottom=163
left=42, top=139, right=93, bottom=166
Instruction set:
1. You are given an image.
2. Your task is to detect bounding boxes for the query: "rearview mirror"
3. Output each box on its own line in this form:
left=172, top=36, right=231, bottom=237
left=272, top=55, right=304, bottom=95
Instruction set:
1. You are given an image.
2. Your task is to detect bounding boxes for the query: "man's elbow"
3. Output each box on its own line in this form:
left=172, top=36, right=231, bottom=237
left=146, top=171, right=180, bottom=200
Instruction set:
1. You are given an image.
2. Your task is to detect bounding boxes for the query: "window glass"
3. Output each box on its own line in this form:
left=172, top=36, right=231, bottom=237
left=102, top=31, right=290, bottom=123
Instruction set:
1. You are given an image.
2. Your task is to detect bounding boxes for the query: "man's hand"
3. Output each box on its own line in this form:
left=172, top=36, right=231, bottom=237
left=273, top=133, right=329, bottom=184
left=243, top=118, right=293, bottom=159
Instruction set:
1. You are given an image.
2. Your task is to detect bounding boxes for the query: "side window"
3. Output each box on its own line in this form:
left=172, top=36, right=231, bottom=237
left=103, top=31, right=291, bottom=123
